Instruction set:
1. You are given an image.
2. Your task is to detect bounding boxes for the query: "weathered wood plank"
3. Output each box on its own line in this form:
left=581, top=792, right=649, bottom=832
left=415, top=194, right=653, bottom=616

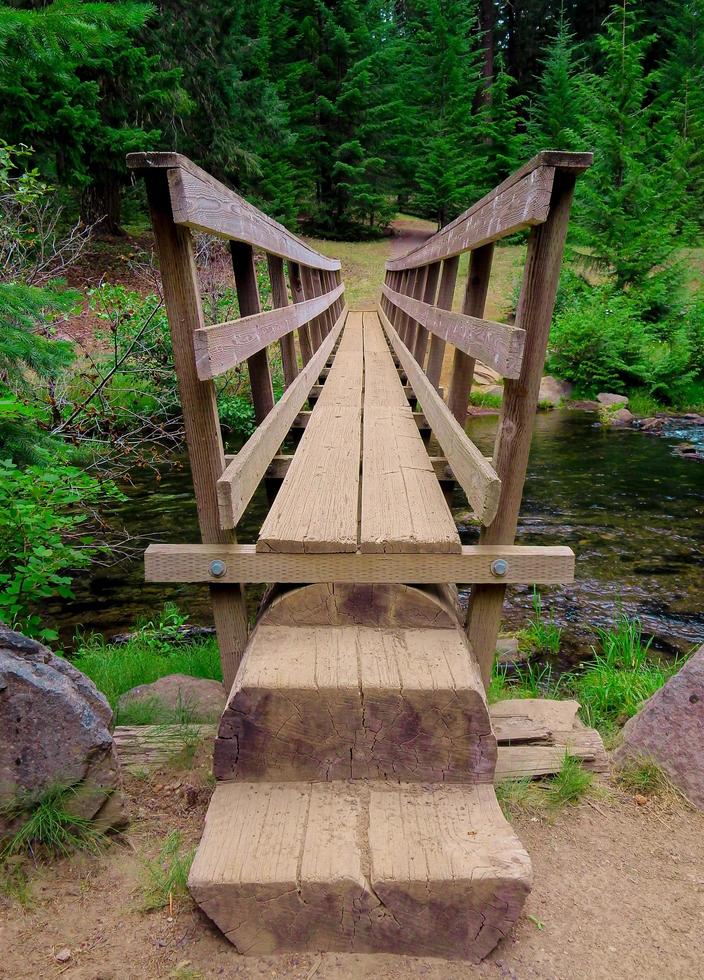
left=377, top=304, right=501, bottom=524
left=127, top=152, right=340, bottom=271
left=216, top=306, right=347, bottom=529
left=194, top=284, right=344, bottom=379
left=223, top=453, right=455, bottom=483
left=361, top=313, right=460, bottom=554
left=256, top=314, right=363, bottom=553
left=144, top=542, right=576, bottom=584
left=386, top=152, right=592, bottom=271
left=381, top=283, right=524, bottom=379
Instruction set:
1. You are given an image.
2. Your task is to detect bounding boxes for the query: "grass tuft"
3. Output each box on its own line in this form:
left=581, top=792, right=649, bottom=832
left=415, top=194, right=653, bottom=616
left=544, top=753, right=594, bottom=808
left=519, top=589, right=562, bottom=657
left=496, top=755, right=595, bottom=818
left=1, top=786, right=107, bottom=859
left=139, top=830, right=194, bottom=912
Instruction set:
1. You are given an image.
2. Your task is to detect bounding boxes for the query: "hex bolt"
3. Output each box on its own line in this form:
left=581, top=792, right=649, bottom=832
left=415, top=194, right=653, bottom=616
left=490, top=558, right=508, bottom=578
left=209, top=559, right=227, bottom=578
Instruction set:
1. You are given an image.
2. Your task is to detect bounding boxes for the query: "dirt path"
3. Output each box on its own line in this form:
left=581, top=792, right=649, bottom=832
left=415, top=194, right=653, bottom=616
left=2, top=752, right=703, bottom=980
left=388, top=214, right=435, bottom=260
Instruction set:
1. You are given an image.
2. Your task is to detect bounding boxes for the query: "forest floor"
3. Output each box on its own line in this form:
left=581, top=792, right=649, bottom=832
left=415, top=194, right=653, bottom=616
left=1, top=735, right=703, bottom=980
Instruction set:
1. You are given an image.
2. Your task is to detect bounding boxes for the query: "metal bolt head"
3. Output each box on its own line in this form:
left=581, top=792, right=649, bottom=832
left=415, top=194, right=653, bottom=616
left=209, top=559, right=227, bottom=578
left=490, top=558, right=508, bottom=578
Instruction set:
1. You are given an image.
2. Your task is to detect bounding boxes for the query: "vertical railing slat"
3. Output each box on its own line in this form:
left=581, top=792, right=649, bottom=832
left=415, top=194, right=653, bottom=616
left=230, top=242, right=275, bottom=424
left=447, top=244, right=494, bottom=425
left=287, top=260, right=313, bottom=365
left=267, top=253, right=298, bottom=388
left=426, top=255, right=459, bottom=391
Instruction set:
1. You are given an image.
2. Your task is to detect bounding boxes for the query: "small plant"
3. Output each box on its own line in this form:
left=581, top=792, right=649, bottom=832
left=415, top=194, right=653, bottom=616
left=469, top=390, right=503, bottom=409
left=488, top=659, right=563, bottom=704
left=139, top=831, right=194, bottom=912
left=117, top=695, right=203, bottom=727
left=543, top=753, right=594, bottom=808
left=0, top=786, right=106, bottom=859
left=495, top=778, right=542, bottom=818
left=616, top=758, right=677, bottom=798
left=0, top=863, right=33, bottom=908
left=519, top=589, right=562, bottom=656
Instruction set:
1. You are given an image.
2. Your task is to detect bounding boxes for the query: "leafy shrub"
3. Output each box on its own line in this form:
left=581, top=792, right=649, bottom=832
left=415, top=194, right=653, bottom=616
left=0, top=460, right=121, bottom=641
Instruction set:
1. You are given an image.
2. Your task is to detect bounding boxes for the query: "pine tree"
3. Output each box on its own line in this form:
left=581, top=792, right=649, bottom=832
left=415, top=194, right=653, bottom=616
left=527, top=12, right=583, bottom=152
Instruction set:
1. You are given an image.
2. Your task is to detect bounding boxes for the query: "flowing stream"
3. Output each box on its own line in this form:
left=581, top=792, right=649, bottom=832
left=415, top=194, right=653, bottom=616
left=48, top=411, right=704, bottom=666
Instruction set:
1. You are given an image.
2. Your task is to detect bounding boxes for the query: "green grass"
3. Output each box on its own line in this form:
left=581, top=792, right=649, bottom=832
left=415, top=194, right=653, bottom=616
left=0, top=864, right=33, bottom=908
left=72, top=604, right=221, bottom=710
left=139, top=830, right=194, bottom=912
left=616, top=758, right=674, bottom=797
left=469, top=390, right=502, bottom=409
left=0, top=786, right=107, bottom=859
left=626, top=391, right=664, bottom=416
left=519, top=589, right=562, bottom=657
left=496, top=754, right=595, bottom=818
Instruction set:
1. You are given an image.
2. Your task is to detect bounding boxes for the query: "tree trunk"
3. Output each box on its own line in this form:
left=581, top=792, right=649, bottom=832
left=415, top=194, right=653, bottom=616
left=480, top=0, right=495, bottom=106
left=80, top=175, right=124, bottom=236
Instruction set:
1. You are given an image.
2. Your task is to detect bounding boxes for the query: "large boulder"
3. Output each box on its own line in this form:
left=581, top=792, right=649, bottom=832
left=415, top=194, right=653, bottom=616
left=118, top=673, right=226, bottom=722
left=0, top=626, right=126, bottom=836
left=539, top=375, right=573, bottom=406
left=614, top=644, right=704, bottom=807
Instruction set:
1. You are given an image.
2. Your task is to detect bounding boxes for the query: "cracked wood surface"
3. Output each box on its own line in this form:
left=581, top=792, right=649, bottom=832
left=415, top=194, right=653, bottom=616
left=361, top=312, right=460, bottom=554
left=213, top=623, right=496, bottom=783
left=256, top=313, right=363, bottom=553
left=188, top=781, right=531, bottom=960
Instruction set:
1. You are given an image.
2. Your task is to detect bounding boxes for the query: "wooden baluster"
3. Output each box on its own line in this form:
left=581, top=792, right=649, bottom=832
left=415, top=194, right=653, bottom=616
left=267, top=254, right=298, bottom=388
left=397, top=270, right=412, bottom=342
left=320, top=269, right=333, bottom=335
left=230, top=242, right=274, bottom=424
left=300, top=265, right=323, bottom=349
left=407, top=267, right=427, bottom=361
left=447, top=244, right=494, bottom=426
left=288, top=260, right=313, bottom=365
left=412, top=262, right=439, bottom=367
left=465, top=170, right=579, bottom=687
left=143, top=172, right=248, bottom=691
left=426, top=256, right=459, bottom=392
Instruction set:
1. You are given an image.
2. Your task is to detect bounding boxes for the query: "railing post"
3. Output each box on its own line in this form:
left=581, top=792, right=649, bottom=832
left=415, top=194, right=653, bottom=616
left=426, top=255, right=459, bottom=390
left=143, top=172, right=248, bottom=691
left=230, top=242, right=275, bottom=424
left=465, top=170, right=579, bottom=687
left=300, top=265, right=323, bottom=349
left=267, top=254, right=298, bottom=387
left=287, top=261, right=313, bottom=365
left=447, top=243, right=494, bottom=425
left=413, top=261, right=440, bottom=366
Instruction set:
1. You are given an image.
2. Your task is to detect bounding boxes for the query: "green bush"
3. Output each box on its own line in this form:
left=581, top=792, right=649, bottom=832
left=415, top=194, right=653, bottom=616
left=0, top=460, right=122, bottom=641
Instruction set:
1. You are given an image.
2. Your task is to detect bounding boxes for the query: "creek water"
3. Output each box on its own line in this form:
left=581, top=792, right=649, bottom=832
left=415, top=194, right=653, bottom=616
left=48, top=410, right=704, bottom=666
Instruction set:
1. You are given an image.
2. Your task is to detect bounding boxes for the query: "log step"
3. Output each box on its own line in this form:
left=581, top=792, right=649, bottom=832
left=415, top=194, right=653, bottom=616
left=213, top=624, right=497, bottom=783
left=189, top=780, right=531, bottom=960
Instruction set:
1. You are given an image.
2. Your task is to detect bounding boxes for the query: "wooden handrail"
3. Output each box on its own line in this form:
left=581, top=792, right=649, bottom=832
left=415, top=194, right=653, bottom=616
left=194, top=283, right=345, bottom=379
left=381, top=283, right=525, bottom=378
left=386, top=151, right=592, bottom=272
left=127, top=152, right=341, bottom=272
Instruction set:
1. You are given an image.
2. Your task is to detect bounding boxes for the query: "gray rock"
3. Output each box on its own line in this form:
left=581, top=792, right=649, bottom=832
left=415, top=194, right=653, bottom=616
left=539, top=375, right=573, bottom=406
left=0, top=626, right=126, bottom=836
left=614, top=644, right=704, bottom=808
left=609, top=408, right=635, bottom=426
left=568, top=399, right=601, bottom=411
left=495, top=636, right=530, bottom=666
left=597, top=392, right=629, bottom=407
left=118, top=673, right=226, bottom=722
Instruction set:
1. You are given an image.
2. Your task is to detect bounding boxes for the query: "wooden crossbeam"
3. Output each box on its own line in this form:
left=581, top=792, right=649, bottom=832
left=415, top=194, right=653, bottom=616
left=145, top=543, right=575, bottom=585
left=127, top=152, right=340, bottom=271
left=223, top=454, right=457, bottom=483
left=194, top=284, right=345, bottom=379
left=381, top=284, right=525, bottom=379
left=216, top=306, right=347, bottom=529
left=377, top=305, right=501, bottom=524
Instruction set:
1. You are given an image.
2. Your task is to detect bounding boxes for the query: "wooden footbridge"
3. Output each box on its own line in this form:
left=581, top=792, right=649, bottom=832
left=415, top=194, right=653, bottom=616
left=129, top=149, right=593, bottom=960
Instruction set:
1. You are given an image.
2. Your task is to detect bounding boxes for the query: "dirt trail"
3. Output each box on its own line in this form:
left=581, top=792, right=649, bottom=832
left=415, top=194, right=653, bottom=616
left=1, top=755, right=703, bottom=980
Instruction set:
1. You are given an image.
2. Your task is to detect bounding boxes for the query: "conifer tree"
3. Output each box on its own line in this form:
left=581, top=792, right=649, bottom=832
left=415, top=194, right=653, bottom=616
left=527, top=13, right=583, bottom=152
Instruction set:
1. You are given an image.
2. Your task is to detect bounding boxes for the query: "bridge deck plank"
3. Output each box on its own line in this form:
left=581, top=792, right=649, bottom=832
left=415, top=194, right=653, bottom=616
left=360, top=312, right=460, bottom=554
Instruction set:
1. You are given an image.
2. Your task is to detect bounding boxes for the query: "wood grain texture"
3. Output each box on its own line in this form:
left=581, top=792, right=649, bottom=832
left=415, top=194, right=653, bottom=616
left=216, top=306, right=347, bottom=529
left=387, top=166, right=554, bottom=271
left=361, top=314, right=460, bottom=554
left=127, top=152, right=340, bottom=271
left=213, top=624, right=495, bottom=782
left=287, top=261, right=313, bottom=364
left=193, top=284, right=344, bottom=378
left=266, top=254, right=298, bottom=387
left=381, top=281, right=523, bottom=378
left=466, top=169, right=580, bottom=686
left=377, top=304, right=501, bottom=524
left=188, top=780, right=531, bottom=959
left=386, top=152, right=591, bottom=271
left=256, top=314, right=363, bottom=553
left=143, top=172, right=247, bottom=690
left=448, top=243, right=495, bottom=424
left=144, top=542, right=575, bottom=584
left=426, top=255, right=459, bottom=390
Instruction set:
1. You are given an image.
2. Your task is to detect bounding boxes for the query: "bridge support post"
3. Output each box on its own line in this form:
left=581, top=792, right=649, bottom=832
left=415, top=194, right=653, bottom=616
left=143, top=171, right=249, bottom=691
left=465, top=170, right=578, bottom=687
